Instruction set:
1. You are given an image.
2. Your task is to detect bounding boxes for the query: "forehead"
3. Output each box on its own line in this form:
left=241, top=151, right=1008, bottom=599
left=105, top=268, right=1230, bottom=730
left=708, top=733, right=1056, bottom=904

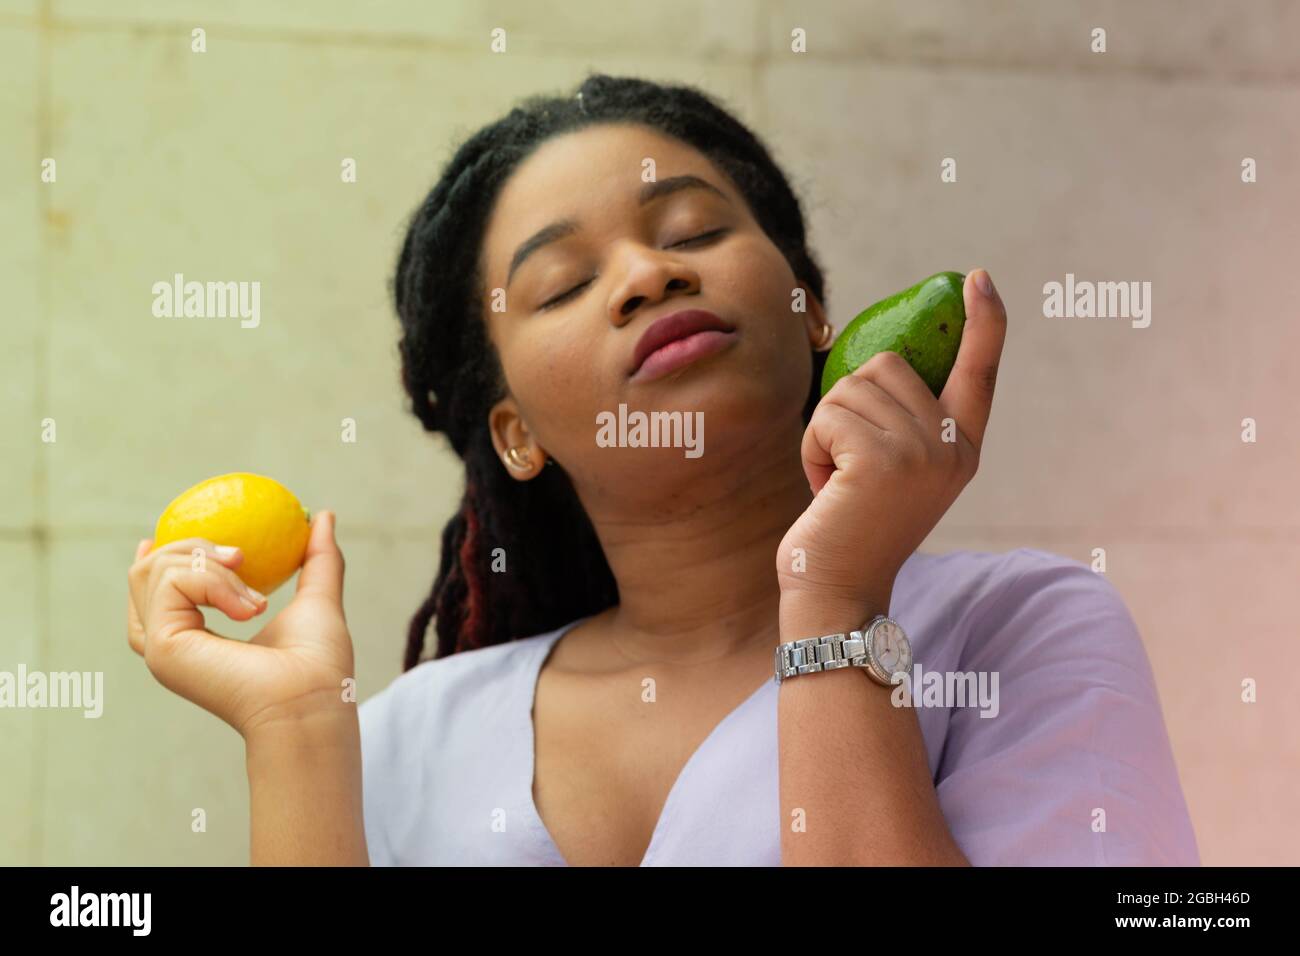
left=482, top=123, right=737, bottom=272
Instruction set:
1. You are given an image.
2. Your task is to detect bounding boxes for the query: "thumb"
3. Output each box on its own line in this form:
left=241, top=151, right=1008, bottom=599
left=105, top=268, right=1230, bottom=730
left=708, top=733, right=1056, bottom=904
left=295, top=510, right=345, bottom=607
left=938, top=268, right=1005, bottom=454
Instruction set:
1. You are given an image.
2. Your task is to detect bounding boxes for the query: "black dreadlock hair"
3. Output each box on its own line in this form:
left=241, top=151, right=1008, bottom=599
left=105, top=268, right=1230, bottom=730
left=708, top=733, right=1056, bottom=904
left=392, top=72, right=830, bottom=671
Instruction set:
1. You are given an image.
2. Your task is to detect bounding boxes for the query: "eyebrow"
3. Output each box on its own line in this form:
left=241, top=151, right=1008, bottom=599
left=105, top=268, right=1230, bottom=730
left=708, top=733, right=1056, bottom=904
left=505, top=174, right=730, bottom=289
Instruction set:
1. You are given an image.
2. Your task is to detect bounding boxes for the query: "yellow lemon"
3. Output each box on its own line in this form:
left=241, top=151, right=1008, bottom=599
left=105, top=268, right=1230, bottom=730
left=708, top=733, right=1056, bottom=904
left=152, top=472, right=312, bottom=596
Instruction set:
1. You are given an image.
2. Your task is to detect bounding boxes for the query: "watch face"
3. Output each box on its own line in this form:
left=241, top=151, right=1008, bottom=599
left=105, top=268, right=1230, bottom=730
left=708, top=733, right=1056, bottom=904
left=872, top=619, right=912, bottom=678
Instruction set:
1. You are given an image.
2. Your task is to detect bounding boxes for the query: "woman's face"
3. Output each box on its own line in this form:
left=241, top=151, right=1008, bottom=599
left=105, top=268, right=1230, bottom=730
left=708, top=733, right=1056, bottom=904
left=479, top=121, right=826, bottom=500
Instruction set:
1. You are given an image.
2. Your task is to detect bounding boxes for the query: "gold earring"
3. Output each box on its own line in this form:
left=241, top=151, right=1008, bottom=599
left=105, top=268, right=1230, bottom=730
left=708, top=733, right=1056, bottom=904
left=814, top=322, right=834, bottom=351
left=503, top=446, right=533, bottom=471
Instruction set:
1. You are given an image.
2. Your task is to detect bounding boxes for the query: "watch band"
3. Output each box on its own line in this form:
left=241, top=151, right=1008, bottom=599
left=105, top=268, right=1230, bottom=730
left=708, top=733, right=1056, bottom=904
left=773, top=616, right=884, bottom=684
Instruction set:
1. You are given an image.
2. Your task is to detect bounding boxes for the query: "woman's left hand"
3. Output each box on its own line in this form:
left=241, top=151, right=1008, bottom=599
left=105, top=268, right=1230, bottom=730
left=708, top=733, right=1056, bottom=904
left=776, top=269, right=1007, bottom=624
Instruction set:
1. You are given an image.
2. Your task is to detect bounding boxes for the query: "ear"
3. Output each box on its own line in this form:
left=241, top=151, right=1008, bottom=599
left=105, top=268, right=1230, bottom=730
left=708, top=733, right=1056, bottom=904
left=488, top=397, right=541, bottom=478
left=795, top=280, right=829, bottom=345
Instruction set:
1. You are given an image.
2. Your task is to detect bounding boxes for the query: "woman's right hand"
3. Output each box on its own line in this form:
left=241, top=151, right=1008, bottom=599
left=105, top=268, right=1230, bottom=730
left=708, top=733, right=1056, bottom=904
left=126, top=510, right=357, bottom=740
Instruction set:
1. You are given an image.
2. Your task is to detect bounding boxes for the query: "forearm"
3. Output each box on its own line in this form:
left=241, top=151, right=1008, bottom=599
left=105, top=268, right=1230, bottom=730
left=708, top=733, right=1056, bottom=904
left=777, top=591, right=970, bottom=866
left=244, top=711, right=370, bottom=866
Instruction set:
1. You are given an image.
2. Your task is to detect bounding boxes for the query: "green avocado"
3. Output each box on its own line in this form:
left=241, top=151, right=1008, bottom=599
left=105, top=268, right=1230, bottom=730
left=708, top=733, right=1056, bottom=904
left=820, top=271, right=967, bottom=398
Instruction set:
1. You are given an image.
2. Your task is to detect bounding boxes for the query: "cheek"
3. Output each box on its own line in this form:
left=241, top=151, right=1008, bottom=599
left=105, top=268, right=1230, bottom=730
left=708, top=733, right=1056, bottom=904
left=714, top=235, right=802, bottom=327
left=710, top=235, right=811, bottom=360
left=498, top=327, right=612, bottom=450
left=714, top=236, right=816, bottom=406
left=504, top=330, right=580, bottom=400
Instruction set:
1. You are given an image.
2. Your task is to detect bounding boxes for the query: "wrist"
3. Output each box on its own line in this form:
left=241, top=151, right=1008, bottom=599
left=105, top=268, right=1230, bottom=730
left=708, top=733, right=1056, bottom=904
left=239, top=684, right=358, bottom=743
left=244, top=703, right=359, bottom=757
left=779, top=586, right=892, bottom=640
left=244, top=708, right=367, bottom=867
left=245, top=710, right=362, bottom=814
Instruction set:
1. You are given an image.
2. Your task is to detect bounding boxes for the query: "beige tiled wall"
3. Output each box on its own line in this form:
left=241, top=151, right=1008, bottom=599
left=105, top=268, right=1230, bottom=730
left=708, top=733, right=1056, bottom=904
left=2, top=1, right=1295, bottom=865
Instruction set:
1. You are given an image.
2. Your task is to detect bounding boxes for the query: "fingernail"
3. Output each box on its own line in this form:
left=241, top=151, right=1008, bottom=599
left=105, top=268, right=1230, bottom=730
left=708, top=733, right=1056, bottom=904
left=214, top=545, right=239, bottom=559
left=240, top=587, right=265, bottom=612
left=975, top=270, right=995, bottom=299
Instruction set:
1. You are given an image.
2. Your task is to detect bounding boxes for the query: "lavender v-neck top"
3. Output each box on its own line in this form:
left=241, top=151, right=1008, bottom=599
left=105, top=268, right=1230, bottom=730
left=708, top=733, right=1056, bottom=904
left=358, top=547, right=1201, bottom=866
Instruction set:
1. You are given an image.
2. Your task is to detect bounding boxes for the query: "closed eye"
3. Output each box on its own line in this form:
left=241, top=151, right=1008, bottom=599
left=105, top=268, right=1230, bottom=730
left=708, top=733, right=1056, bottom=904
left=536, top=228, right=730, bottom=312
left=538, top=279, right=593, bottom=311
left=669, top=227, right=729, bottom=249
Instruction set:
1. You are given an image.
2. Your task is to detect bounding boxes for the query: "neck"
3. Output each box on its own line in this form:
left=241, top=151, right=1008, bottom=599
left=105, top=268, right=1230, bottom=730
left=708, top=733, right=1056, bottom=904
left=574, top=421, right=811, bottom=662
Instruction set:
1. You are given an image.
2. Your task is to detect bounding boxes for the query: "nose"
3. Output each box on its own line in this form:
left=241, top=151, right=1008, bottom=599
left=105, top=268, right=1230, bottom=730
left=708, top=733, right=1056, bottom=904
left=609, top=246, right=701, bottom=323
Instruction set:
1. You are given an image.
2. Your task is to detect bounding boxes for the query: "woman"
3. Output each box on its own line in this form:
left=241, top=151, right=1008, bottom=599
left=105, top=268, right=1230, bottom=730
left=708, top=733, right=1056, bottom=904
left=126, top=73, right=1199, bottom=867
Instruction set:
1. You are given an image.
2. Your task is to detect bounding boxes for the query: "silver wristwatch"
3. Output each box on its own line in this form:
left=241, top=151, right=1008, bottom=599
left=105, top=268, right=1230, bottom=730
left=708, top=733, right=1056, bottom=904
left=773, top=614, right=913, bottom=687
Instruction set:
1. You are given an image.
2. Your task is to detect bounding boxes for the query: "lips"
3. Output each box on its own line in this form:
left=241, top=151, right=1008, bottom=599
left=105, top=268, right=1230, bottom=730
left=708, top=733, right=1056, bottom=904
left=629, top=309, right=736, bottom=376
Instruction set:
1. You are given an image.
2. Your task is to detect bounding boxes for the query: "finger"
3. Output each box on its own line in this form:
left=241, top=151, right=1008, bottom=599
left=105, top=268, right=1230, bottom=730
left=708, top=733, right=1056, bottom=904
left=139, top=566, right=270, bottom=722
left=847, top=349, right=945, bottom=431
left=146, top=537, right=245, bottom=566
left=146, top=537, right=214, bottom=557
left=127, top=610, right=142, bottom=655
left=938, top=268, right=1006, bottom=453
left=138, top=537, right=244, bottom=569
left=144, top=564, right=266, bottom=656
left=127, top=594, right=145, bottom=656
left=295, top=511, right=345, bottom=611
left=823, top=361, right=916, bottom=435
left=129, top=539, right=245, bottom=652
left=801, top=401, right=885, bottom=495
left=128, top=538, right=154, bottom=655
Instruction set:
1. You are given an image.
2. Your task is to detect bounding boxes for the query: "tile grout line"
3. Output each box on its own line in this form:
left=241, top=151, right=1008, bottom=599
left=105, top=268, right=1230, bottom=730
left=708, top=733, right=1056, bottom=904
left=0, top=526, right=449, bottom=540
left=3, top=525, right=1300, bottom=542
left=1, top=13, right=1296, bottom=91
left=31, top=0, right=51, bottom=870
left=752, top=0, right=767, bottom=131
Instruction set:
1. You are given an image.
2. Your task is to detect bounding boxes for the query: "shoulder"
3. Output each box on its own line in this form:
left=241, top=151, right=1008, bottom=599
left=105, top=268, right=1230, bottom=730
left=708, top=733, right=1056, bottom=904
left=978, top=546, right=1143, bottom=674
left=898, top=545, right=1136, bottom=668
left=904, top=544, right=1159, bottom=731
left=907, top=548, right=1200, bottom=865
left=358, top=626, right=560, bottom=746
left=899, top=544, right=1113, bottom=606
